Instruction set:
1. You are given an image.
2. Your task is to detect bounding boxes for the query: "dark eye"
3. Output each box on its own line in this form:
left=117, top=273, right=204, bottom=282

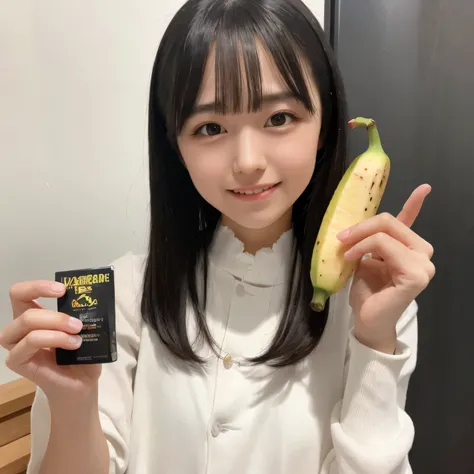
left=265, top=113, right=295, bottom=128
left=195, top=123, right=226, bottom=136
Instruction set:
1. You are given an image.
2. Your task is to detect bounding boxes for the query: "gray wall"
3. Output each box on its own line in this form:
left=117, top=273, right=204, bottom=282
left=331, top=0, right=474, bottom=472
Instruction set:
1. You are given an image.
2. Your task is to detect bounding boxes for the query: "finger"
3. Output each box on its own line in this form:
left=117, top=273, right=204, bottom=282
left=355, top=257, right=391, bottom=283
left=0, top=309, right=83, bottom=350
left=358, top=245, right=436, bottom=287
left=10, top=281, right=66, bottom=319
left=344, top=232, right=416, bottom=271
left=338, top=212, right=434, bottom=258
left=396, top=184, right=432, bottom=228
left=5, top=330, right=82, bottom=370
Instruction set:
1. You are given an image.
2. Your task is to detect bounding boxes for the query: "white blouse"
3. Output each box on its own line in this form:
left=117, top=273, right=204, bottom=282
left=27, top=226, right=417, bottom=474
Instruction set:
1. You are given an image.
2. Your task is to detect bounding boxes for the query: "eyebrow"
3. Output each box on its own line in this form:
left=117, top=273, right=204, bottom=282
left=190, top=91, right=297, bottom=116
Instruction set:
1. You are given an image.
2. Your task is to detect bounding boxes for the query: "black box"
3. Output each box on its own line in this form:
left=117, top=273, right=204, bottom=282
left=55, top=266, right=117, bottom=365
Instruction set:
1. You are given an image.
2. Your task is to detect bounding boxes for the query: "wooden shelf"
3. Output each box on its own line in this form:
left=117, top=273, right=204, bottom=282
left=0, top=435, right=30, bottom=474
left=0, top=379, right=36, bottom=419
left=0, top=379, right=36, bottom=474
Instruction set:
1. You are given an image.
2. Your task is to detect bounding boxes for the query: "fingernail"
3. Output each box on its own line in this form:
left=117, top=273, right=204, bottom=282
left=68, top=335, right=82, bottom=346
left=337, top=228, right=352, bottom=240
left=50, top=282, right=65, bottom=293
left=68, top=318, right=83, bottom=332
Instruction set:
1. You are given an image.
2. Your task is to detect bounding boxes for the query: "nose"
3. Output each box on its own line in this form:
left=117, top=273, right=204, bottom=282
left=232, top=130, right=267, bottom=174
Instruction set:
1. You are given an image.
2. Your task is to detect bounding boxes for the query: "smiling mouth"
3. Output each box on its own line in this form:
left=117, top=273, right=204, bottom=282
left=231, top=183, right=279, bottom=195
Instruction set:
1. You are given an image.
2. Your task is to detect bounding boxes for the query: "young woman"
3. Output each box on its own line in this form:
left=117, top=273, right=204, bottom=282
left=1, top=0, right=435, bottom=473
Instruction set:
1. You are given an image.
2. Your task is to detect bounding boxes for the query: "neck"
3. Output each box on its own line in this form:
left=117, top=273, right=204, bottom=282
left=221, top=210, right=292, bottom=254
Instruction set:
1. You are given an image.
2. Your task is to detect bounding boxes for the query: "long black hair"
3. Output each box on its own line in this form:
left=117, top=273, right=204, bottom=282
left=141, top=0, right=348, bottom=367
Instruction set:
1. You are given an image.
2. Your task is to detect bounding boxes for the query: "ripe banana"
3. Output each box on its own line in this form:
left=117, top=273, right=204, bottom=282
left=310, top=117, right=390, bottom=312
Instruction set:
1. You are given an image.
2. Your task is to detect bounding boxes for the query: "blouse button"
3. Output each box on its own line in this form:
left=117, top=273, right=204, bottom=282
left=211, top=421, right=221, bottom=438
left=223, top=354, right=233, bottom=370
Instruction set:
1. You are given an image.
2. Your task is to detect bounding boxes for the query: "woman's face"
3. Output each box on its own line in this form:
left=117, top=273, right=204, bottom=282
left=178, top=44, right=322, bottom=240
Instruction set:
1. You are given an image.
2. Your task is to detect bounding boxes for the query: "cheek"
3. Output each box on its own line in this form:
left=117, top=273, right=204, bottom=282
left=275, top=124, right=320, bottom=185
left=179, top=141, right=228, bottom=201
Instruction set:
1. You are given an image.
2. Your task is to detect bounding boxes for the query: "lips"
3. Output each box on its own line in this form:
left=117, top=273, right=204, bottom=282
left=228, top=183, right=281, bottom=201
left=231, top=184, right=277, bottom=195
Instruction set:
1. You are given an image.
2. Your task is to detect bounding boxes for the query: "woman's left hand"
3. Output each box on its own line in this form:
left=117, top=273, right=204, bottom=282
left=337, top=184, right=436, bottom=354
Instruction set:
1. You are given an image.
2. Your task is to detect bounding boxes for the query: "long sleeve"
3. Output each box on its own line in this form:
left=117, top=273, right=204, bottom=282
left=321, top=300, right=418, bottom=474
left=26, top=253, right=142, bottom=474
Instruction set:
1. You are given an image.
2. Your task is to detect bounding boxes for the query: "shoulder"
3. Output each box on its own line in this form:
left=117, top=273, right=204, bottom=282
left=327, top=278, right=353, bottom=330
left=111, top=251, right=146, bottom=291
left=110, top=252, right=147, bottom=332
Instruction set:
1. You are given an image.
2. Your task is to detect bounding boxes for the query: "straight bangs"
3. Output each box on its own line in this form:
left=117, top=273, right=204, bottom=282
left=159, top=1, right=327, bottom=141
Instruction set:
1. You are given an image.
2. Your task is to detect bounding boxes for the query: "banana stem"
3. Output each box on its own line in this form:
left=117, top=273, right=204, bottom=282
left=348, top=117, right=384, bottom=153
left=311, top=289, right=329, bottom=312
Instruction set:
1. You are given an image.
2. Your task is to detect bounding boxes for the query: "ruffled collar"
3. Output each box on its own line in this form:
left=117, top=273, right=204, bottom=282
left=209, top=225, right=294, bottom=286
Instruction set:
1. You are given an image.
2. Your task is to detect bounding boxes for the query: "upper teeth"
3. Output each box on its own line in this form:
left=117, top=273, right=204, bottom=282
left=233, top=185, right=274, bottom=195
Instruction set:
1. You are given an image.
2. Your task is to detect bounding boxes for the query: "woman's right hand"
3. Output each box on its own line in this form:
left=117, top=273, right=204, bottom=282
left=0, top=280, right=102, bottom=403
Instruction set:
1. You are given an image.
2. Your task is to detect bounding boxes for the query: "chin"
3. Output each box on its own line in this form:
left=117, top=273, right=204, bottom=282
left=222, top=208, right=293, bottom=232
